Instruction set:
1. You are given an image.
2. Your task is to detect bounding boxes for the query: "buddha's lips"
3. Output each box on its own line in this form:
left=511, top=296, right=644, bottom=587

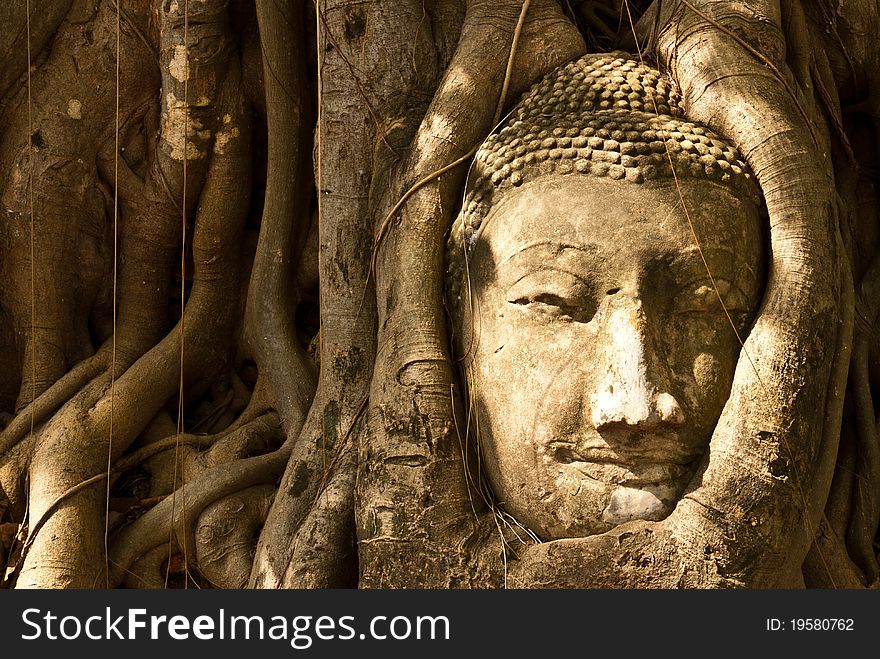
left=548, top=442, right=696, bottom=486
left=548, top=436, right=705, bottom=466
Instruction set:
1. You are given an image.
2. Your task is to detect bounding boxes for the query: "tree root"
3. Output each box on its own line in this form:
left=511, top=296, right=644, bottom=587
left=15, top=28, right=252, bottom=585
left=244, top=0, right=316, bottom=438
left=195, top=484, right=277, bottom=588
left=803, top=515, right=866, bottom=588
left=108, top=445, right=291, bottom=587
left=121, top=412, right=281, bottom=479
left=145, top=413, right=281, bottom=496
left=248, top=0, right=378, bottom=588
left=0, top=350, right=108, bottom=460
left=281, top=440, right=358, bottom=588
left=120, top=545, right=170, bottom=589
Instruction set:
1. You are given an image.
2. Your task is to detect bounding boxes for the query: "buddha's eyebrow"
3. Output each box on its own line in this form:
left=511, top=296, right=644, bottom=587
left=496, top=241, right=599, bottom=268
left=672, top=245, right=761, bottom=284
left=507, top=266, right=592, bottom=289
left=676, top=245, right=736, bottom=258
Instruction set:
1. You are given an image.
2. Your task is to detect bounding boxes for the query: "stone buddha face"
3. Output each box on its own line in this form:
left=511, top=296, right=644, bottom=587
left=455, top=173, right=765, bottom=539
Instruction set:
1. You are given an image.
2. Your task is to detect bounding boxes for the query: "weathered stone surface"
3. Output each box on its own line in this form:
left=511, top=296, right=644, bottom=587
left=447, top=54, right=766, bottom=541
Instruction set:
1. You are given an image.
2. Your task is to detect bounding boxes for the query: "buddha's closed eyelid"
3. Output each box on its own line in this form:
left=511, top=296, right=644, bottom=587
left=506, top=271, right=598, bottom=322
left=672, top=277, right=750, bottom=313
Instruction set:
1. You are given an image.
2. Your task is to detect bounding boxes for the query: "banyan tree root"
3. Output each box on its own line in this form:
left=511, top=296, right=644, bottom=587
left=248, top=0, right=381, bottom=589
left=0, top=0, right=326, bottom=591
left=108, top=445, right=291, bottom=588
left=120, top=544, right=170, bottom=589
left=12, top=0, right=254, bottom=588
left=142, top=413, right=281, bottom=496
left=195, top=484, right=277, bottom=588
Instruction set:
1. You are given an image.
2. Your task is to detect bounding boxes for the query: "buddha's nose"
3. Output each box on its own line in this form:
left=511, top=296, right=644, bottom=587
left=590, top=303, right=685, bottom=430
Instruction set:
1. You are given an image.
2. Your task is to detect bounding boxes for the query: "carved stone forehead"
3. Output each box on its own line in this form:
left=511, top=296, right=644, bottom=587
left=447, top=53, right=762, bottom=303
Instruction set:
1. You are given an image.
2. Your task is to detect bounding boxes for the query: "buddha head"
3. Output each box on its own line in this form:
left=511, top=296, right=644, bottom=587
left=447, top=54, right=767, bottom=540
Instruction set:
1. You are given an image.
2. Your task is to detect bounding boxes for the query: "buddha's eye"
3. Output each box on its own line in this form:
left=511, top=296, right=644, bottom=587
left=510, top=294, right=598, bottom=323
left=673, top=278, right=748, bottom=315
left=507, top=273, right=597, bottom=323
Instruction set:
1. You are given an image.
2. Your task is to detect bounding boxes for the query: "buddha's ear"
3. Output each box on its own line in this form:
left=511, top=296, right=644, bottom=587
left=654, top=0, right=851, bottom=585
left=447, top=271, right=477, bottom=373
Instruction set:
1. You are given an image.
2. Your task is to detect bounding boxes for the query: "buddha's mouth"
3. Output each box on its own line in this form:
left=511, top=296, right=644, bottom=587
left=550, top=443, right=695, bottom=487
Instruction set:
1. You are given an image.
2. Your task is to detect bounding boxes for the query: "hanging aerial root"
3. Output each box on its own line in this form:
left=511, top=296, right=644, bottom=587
left=244, top=0, right=316, bottom=439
